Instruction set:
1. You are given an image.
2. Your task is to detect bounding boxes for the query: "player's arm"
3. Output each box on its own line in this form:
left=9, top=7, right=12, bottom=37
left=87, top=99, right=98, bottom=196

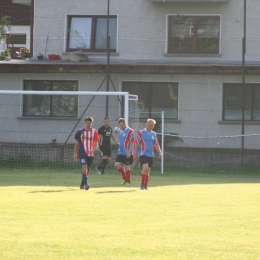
left=127, top=141, right=135, bottom=158
left=133, top=142, right=139, bottom=161
left=73, top=141, right=79, bottom=161
left=110, top=133, right=119, bottom=144
left=154, top=142, right=162, bottom=160
left=98, top=134, right=102, bottom=145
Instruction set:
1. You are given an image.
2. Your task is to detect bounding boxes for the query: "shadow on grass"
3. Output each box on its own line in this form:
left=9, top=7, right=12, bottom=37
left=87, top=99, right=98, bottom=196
left=28, top=189, right=78, bottom=193
left=96, top=190, right=136, bottom=194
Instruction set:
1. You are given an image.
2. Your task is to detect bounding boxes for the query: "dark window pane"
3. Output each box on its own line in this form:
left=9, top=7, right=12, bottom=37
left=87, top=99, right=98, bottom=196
left=223, top=84, right=253, bottom=121
left=23, top=81, right=78, bottom=117
left=69, top=17, right=92, bottom=49
left=52, top=82, right=78, bottom=117
left=95, top=18, right=117, bottom=50
left=123, top=82, right=178, bottom=119
left=10, top=34, right=26, bottom=44
left=23, top=81, right=51, bottom=116
left=253, top=87, right=260, bottom=120
left=197, top=18, right=220, bottom=52
left=151, top=83, right=178, bottom=118
left=169, top=18, right=193, bottom=53
left=168, top=15, right=220, bottom=54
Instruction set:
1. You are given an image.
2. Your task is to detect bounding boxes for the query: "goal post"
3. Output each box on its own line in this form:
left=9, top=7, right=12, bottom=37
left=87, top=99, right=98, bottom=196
left=0, top=90, right=140, bottom=170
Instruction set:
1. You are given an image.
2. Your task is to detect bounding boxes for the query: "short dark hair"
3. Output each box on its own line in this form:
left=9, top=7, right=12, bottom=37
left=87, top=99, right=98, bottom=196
left=104, top=117, right=110, bottom=120
left=117, top=118, right=126, bottom=124
left=85, top=116, right=93, bottom=123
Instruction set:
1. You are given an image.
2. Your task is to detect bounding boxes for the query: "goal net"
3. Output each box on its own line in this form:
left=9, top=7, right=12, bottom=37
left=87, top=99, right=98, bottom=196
left=0, top=90, right=139, bottom=171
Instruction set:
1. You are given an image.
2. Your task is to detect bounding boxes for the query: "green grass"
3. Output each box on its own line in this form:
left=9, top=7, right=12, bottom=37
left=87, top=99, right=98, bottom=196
left=1, top=168, right=260, bottom=260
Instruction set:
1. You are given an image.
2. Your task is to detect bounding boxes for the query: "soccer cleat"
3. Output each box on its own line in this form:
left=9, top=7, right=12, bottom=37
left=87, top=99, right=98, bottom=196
left=140, top=185, right=145, bottom=190
left=121, top=180, right=130, bottom=185
left=80, top=185, right=84, bottom=189
left=96, top=167, right=102, bottom=174
left=84, top=184, right=90, bottom=190
left=144, top=187, right=148, bottom=190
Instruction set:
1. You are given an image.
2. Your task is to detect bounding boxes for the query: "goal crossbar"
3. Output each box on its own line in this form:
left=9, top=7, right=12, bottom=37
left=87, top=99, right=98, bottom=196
left=0, top=90, right=134, bottom=124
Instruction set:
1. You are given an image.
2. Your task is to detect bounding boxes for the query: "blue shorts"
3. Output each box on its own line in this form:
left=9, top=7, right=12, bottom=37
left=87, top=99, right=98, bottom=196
left=79, top=154, right=94, bottom=166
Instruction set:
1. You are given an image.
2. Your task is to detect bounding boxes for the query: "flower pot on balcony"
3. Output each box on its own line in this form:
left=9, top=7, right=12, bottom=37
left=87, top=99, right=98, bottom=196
left=37, top=54, right=44, bottom=60
left=48, top=54, right=59, bottom=60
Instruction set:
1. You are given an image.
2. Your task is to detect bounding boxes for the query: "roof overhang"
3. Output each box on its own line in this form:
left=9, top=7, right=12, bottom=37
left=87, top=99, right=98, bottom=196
left=0, top=61, right=259, bottom=75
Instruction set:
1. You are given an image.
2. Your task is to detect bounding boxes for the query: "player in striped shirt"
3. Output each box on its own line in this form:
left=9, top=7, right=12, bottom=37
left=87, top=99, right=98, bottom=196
left=73, top=116, right=100, bottom=190
left=114, top=118, right=137, bottom=184
left=134, top=119, right=162, bottom=190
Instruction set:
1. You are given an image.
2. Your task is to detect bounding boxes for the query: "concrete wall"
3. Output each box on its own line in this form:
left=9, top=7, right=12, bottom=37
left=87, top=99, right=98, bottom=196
left=1, top=72, right=260, bottom=148
left=32, top=0, right=260, bottom=62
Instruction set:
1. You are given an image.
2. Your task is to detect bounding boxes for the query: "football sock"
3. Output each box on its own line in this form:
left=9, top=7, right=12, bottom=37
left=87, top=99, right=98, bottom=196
left=144, top=174, right=149, bottom=188
left=125, top=170, right=131, bottom=183
left=101, top=159, right=108, bottom=172
left=82, top=171, right=88, bottom=185
left=141, top=173, right=145, bottom=186
left=118, top=167, right=126, bottom=180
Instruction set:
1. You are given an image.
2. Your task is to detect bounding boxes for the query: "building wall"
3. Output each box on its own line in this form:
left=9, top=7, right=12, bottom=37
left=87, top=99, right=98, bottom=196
left=32, top=0, right=259, bottom=62
left=1, top=72, right=260, bottom=149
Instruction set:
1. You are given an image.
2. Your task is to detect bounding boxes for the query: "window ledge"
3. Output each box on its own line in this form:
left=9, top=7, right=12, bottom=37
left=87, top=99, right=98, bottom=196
left=63, top=52, right=119, bottom=56
left=164, top=53, right=221, bottom=57
left=18, top=117, right=79, bottom=120
left=218, top=120, right=260, bottom=125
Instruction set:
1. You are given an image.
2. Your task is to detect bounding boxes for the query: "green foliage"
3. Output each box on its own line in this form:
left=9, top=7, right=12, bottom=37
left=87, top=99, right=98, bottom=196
left=0, top=48, right=11, bottom=57
left=0, top=16, right=11, bottom=41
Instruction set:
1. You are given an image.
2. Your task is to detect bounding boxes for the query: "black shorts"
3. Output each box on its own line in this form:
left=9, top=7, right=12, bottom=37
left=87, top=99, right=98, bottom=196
left=99, top=145, right=111, bottom=157
left=79, top=154, right=94, bottom=166
left=139, top=155, right=154, bottom=168
left=115, top=154, right=133, bottom=165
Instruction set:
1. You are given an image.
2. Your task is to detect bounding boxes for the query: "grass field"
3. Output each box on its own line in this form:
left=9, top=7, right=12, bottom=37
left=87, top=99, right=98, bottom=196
left=1, top=167, right=260, bottom=260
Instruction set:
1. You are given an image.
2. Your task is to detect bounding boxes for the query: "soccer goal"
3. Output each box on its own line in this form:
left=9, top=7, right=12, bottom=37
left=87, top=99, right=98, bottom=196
left=0, top=90, right=139, bottom=170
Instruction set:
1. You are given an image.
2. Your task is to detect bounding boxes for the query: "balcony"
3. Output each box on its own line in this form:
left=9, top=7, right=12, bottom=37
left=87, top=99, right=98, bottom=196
left=147, top=0, right=228, bottom=2
left=12, top=0, right=31, bottom=5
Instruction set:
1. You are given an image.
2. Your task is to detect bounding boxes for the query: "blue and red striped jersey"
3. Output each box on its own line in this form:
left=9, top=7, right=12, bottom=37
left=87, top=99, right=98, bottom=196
left=136, top=129, right=158, bottom=157
left=117, top=127, right=136, bottom=155
left=75, top=128, right=99, bottom=157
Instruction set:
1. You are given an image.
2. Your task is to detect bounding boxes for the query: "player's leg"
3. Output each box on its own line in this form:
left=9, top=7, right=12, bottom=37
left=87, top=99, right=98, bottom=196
left=78, top=154, right=89, bottom=190
left=101, top=147, right=112, bottom=174
left=96, top=147, right=105, bottom=174
left=124, top=156, right=133, bottom=184
left=144, top=157, right=153, bottom=190
left=115, top=155, right=126, bottom=182
left=139, top=156, right=149, bottom=190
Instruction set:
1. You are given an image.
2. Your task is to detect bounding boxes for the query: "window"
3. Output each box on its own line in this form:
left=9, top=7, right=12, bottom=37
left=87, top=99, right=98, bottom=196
left=67, top=15, right=117, bottom=52
left=122, top=82, right=178, bottom=119
left=9, top=34, right=26, bottom=44
left=223, top=83, right=260, bottom=121
left=168, top=15, right=220, bottom=54
left=23, top=80, right=78, bottom=117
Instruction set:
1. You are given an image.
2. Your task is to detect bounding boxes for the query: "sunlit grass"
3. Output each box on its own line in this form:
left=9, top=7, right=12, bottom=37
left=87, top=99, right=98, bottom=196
left=1, top=169, right=260, bottom=260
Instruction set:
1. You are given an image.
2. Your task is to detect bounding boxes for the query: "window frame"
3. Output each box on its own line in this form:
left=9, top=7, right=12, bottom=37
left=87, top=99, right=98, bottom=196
left=23, top=80, right=78, bottom=118
left=167, top=15, right=221, bottom=54
left=66, top=15, right=117, bottom=52
left=223, top=83, right=260, bottom=121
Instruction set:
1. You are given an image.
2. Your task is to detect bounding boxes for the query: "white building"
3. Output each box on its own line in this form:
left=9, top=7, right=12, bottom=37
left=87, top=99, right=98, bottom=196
left=1, top=0, right=260, bottom=160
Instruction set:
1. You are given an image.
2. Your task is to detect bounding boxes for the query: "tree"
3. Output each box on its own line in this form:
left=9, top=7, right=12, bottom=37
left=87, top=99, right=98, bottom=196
left=0, top=16, right=11, bottom=42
